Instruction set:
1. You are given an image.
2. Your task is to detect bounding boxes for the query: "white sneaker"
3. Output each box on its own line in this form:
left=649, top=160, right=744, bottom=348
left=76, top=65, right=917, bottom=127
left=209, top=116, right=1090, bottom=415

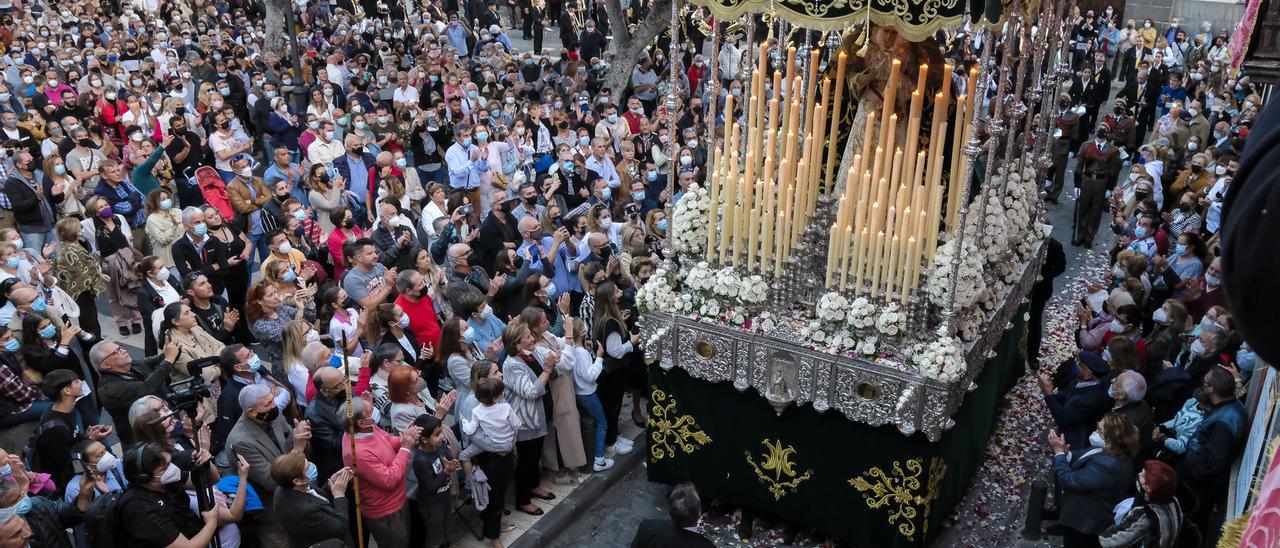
left=593, top=457, right=615, bottom=472
left=616, top=436, right=635, bottom=450
left=609, top=441, right=633, bottom=455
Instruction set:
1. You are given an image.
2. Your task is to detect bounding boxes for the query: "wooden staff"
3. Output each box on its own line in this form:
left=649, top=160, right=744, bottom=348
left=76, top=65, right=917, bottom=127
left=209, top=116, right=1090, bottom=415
left=341, top=333, right=366, bottom=548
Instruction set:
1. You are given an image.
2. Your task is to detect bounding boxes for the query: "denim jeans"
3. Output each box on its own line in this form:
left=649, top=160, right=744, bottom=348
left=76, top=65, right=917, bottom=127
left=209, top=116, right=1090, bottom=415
left=576, top=393, right=607, bottom=458
left=19, top=230, right=54, bottom=255
left=0, top=400, right=52, bottom=428
left=247, top=232, right=270, bottom=266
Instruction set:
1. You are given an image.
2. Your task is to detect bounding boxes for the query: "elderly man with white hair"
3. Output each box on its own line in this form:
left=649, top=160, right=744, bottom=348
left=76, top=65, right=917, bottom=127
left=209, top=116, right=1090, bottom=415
left=95, top=338, right=178, bottom=445
left=225, top=382, right=311, bottom=547
left=1109, top=369, right=1155, bottom=457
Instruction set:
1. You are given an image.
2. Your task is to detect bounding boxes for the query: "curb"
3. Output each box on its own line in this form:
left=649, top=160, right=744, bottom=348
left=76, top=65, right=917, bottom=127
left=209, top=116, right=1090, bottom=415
left=510, top=435, right=648, bottom=548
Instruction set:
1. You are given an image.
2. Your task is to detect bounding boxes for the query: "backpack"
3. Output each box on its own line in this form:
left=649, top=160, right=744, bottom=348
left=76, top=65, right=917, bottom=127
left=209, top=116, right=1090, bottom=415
left=83, top=490, right=126, bottom=548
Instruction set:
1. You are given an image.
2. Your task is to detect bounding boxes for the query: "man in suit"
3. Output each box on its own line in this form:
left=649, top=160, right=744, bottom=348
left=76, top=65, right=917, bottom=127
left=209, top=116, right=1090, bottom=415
left=172, top=207, right=233, bottom=295
left=273, top=452, right=354, bottom=548
left=631, top=483, right=716, bottom=548
left=1148, top=51, right=1170, bottom=92
left=306, top=366, right=349, bottom=482
left=1084, top=52, right=1114, bottom=131
left=212, top=344, right=295, bottom=456
left=1121, top=70, right=1160, bottom=147
left=1047, top=414, right=1137, bottom=544
left=1038, top=351, right=1114, bottom=448
left=226, top=383, right=312, bottom=547
left=1069, top=69, right=1098, bottom=154
left=1072, top=125, right=1125, bottom=247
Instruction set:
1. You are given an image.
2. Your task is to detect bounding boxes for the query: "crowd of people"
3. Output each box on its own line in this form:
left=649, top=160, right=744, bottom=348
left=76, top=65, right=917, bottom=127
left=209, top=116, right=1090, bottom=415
left=1026, top=7, right=1258, bottom=548
left=0, top=0, right=689, bottom=545
left=0, top=0, right=1262, bottom=545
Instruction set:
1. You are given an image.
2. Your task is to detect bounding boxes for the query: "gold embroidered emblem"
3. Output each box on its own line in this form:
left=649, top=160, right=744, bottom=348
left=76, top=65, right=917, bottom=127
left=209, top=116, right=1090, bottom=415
left=745, top=438, right=813, bottom=500
left=647, top=389, right=711, bottom=461
left=849, top=457, right=948, bottom=539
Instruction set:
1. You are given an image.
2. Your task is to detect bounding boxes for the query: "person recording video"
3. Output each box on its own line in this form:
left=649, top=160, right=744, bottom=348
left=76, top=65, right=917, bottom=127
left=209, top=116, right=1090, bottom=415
left=93, top=339, right=177, bottom=445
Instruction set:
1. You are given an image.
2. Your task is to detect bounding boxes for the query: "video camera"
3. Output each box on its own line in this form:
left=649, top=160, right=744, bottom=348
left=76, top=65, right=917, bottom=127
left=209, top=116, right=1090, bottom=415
left=164, top=357, right=220, bottom=415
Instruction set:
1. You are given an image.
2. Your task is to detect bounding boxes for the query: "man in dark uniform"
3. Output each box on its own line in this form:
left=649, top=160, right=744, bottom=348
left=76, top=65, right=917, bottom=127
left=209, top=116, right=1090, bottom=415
left=1048, top=93, right=1078, bottom=204
left=1085, top=52, right=1114, bottom=131
left=1103, top=98, right=1136, bottom=153
left=1120, top=69, right=1160, bottom=149
left=1073, top=124, right=1124, bottom=247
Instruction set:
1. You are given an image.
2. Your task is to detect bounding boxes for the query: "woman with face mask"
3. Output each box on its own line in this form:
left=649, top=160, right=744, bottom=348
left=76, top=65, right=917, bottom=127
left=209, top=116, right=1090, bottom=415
left=1047, top=413, right=1140, bottom=544
left=271, top=450, right=354, bottom=547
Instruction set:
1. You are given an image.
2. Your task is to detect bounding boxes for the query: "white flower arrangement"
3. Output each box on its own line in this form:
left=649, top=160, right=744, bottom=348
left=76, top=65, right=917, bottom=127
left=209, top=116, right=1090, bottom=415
left=670, top=184, right=710, bottom=257
left=816, top=293, right=849, bottom=323
left=739, top=275, right=769, bottom=305
left=875, top=302, right=907, bottom=337
left=685, top=262, right=716, bottom=292
left=635, top=268, right=676, bottom=314
left=926, top=237, right=987, bottom=311
left=848, top=297, right=877, bottom=329
left=712, top=267, right=741, bottom=299
left=909, top=333, right=967, bottom=383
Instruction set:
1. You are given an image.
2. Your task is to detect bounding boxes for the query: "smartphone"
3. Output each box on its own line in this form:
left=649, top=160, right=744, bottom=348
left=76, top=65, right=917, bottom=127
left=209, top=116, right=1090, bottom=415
left=552, top=217, right=564, bottom=229
left=625, top=203, right=639, bottom=217
left=71, top=453, right=84, bottom=475
left=458, top=203, right=474, bottom=216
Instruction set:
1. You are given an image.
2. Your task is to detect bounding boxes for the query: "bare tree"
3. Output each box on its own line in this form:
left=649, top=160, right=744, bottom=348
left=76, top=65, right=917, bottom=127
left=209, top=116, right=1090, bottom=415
left=599, top=0, right=674, bottom=97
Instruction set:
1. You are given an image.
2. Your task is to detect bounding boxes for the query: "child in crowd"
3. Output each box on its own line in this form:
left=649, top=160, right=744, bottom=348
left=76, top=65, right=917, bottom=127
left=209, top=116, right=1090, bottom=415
left=459, top=377, right=521, bottom=478
left=567, top=318, right=612, bottom=472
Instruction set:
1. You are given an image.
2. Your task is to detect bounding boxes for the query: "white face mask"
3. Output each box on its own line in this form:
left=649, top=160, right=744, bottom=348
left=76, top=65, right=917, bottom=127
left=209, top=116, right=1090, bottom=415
left=1109, top=319, right=1125, bottom=333
left=305, top=329, right=319, bottom=343
left=159, top=462, right=183, bottom=484
left=1088, top=430, right=1106, bottom=448
left=1189, top=339, right=1207, bottom=356
left=1204, top=273, right=1220, bottom=287
left=1153, top=308, right=1169, bottom=324
left=94, top=452, right=118, bottom=473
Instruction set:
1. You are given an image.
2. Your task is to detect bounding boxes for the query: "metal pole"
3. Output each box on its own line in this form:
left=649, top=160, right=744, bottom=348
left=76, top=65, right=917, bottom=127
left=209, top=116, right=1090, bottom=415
left=941, top=27, right=993, bottom=337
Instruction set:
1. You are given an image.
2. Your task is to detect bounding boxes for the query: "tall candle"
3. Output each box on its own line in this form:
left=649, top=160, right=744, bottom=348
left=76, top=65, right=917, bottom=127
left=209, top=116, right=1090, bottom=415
left=870, top=230, right=886, bottom=299
left=748, top=182, right=760, bottom=271
left=879, top=59, right=902, bottom=164
left=839, top=224, right=854, bottom=289
left=803, top=49, right=820, bottom=144
left=826, top=52, right=848, bottom=191
left=706, top=136, right=722, bottom=262
left=887, top=148, right=904, bottom=213
left=901, top=236, right=917, bottom=303
left=774, top=210, right=787, bottom=277
left=947, top=97, right=967, bottom=230
left=883, top=115, right=899, bottom=184
left=852, top=227, right=868, bottom=292
left=826, top=222, right=839, bottom=287
left=903, top=88, right=923, bottom=187
left=862, top=112, right=878, bottom=178
left=885, top=235, right=900, bottom=295
left=792, top=157, right=808, bottom=243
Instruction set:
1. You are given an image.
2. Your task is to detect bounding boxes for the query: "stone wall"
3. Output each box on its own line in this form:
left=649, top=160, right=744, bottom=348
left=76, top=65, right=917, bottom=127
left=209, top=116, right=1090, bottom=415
left=1123, top=0, right=1243, bottom=36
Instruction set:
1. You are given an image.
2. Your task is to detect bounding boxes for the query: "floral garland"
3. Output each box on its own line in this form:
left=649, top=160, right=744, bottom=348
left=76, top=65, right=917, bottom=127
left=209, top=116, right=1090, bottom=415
left=636, top=262, right=770, bottom=327
left=669, top=184, right=710, bottom=257
left=926, top=236, right=987, bottom=313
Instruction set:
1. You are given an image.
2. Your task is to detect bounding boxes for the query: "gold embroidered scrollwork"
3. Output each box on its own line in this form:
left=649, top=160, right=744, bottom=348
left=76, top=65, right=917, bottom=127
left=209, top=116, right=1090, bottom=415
left=648, top=389, right=712, bottom=461
left=745, top=439, right=814, bottom=500
left=849, top=457, right=948, bottom=540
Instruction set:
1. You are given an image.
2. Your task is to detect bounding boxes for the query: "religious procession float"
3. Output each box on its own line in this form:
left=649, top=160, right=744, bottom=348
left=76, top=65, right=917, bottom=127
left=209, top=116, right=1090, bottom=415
left=635, top=0, right=1071, bottom=544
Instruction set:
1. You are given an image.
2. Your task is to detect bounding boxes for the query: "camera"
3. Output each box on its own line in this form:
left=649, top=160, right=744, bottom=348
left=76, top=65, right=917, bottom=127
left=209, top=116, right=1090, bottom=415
left=164, top=357, right=219, bottom=415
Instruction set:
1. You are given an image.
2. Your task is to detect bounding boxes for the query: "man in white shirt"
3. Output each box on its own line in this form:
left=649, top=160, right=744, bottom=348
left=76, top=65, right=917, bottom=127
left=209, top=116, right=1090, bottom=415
left=307, top=121, right=345, bottom=166
left=392, top=72, right=419, bottom=108
left=593, top=104, right=630, bottom=152
left=584, top=137, right=621, bottom=189
left=444, top=123, right=487, bottom=220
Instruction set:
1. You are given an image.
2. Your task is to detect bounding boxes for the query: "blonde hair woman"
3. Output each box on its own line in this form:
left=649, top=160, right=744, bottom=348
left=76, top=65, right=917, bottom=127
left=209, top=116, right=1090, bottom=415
left=276, top=320, right=314, bottom=406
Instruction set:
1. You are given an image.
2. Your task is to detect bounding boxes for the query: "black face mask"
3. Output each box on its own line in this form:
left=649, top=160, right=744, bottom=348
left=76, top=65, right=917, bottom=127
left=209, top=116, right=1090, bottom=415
left=219, top=121, right=231, bottom=130
left=1135, top=191, right=1150, bottom=200
left=78, top=138, right=95, bottom=148
left=256, top=406, right=280, bottom=423
left=351, top=146, right=364, bottom=156
left=1191, top=165, right=1203, bottom=173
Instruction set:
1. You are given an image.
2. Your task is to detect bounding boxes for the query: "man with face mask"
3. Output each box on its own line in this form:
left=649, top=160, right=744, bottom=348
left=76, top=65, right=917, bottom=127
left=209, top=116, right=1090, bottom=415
left=1072, top=124, right=1124, bottom=247
left=3, top=150, right=59, bottom=252
left=31, top=370, right=112, bottom=497
left=0, top=448, right=93, bottom=548
left=225, top=383, right=311, bottom=547
left=225, top=154, right=273, bottom=262
left=1039, top=351, right=1114, bottom=449
left=340, top=388, right=421, bottom=548
left=1170, top=152, right=1210, bottom=205
left=211, top=344, right=294, bottom=455
left=305, top=365, right=350, bottom=482
left=92, top=340, right=177, bottom=446
left=1177, top=366, right=1246, bottom=530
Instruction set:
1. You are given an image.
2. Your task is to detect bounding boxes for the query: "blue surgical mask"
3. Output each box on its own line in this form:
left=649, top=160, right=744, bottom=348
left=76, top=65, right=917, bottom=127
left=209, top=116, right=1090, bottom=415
left=601, top=187, right=612, bottom=200
left=160, top=198, right=173, bottom=209
left=545, top=282, right=558, bottom=296
left=246, top=355, right=262, bottom=372
left=647, top=171, right=657, bottom=182
left=328, top=354, right=343, bottom=368
left=1175, top=243, right=1187, bottom=255
left=1134, top=226, right=1148, bottom=238
left=468, top=90, right=478, bottom=98
left=2, top=339, right=17, bottom=353
left=193, top=222, right=208, bottom=236
left=632, top=191, right=645, bottom=201
left=30, top=296, right=46, bottom=313
left=293, top=210, right=307, bottom=221
left=429, top=75, right=439, bottom=83
left=657, top=219, right=668, bottom=231
left=476, top=132, right=489, bottom=142
left=607, top=113, right=618, bottom=123
left=38, top=324, right=56, bottom=339
left=562, top=161, right=574, bottom=172
left=578, top=136, right=590, bottom=146
left=305, top=461, right=318, bottom=482
left=4, top=257, right=18, bottom=269
left=282, top=270, right=297, bottom=282
left=54, top=165, right=66, bottom=175
left=13, top=496, right=31, bottom=516
left=461, top=137, right=473, bottom=147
